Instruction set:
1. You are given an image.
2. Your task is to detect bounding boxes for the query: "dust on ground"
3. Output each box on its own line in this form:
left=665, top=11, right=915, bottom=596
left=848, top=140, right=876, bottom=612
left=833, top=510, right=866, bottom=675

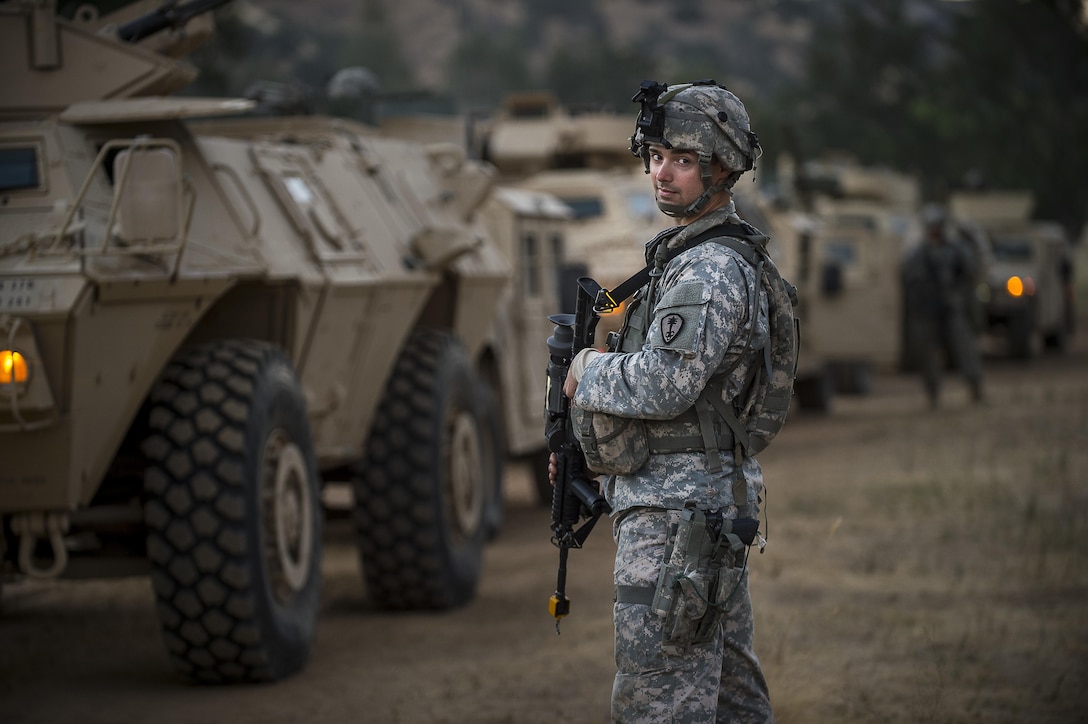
left=2, top=327, right=1087, bottom=724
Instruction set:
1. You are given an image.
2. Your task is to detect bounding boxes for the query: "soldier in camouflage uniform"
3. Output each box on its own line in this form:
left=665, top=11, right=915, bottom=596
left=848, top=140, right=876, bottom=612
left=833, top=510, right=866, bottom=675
left=559, top=81, right=775, bottom=723
left=901, top=205, right=985, bottom=407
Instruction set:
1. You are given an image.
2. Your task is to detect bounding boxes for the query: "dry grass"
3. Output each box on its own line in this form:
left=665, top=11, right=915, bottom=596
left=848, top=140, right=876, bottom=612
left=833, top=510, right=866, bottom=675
left=756, top=349, right=1088, bottom=724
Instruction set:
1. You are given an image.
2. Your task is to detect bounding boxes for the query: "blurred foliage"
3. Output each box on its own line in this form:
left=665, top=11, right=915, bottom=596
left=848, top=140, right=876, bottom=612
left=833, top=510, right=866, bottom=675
left=779, top=0, right=1088, bottom=237
left=446, top=31, right=533, bottom=109
left=183, top=0, right=1086, bottom=237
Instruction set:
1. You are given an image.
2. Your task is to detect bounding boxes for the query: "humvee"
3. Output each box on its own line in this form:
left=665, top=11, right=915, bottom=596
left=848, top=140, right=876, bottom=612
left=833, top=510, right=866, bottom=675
left=0, top=0, right=511, bottom=683
left=773, top=155, right=922, bottom=402
left=950, top=191, right=1076, bottom=358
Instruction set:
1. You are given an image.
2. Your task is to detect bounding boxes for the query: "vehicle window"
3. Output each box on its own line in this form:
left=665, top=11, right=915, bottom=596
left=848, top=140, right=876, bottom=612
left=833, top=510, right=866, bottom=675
left=522, top=231, right=540, bottom=296
left=835, top=214, right=878, bottom=232
left=284, top=175, right=315, bottom=206
left=990, top=237, right=1033, bottom=262
left=0, top=146, right=41, bottom=192
left=623, top=190, right=658, bottom=221
left=549, top=232, right=564, bottom=301
left=562, top=196, right=604, bottom=220
left=825, top=240, right=858, bottom=266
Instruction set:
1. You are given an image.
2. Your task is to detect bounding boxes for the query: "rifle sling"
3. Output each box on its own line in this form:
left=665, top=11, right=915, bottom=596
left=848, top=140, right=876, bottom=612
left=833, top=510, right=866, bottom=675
left=598, top=223, right=759, bottom=311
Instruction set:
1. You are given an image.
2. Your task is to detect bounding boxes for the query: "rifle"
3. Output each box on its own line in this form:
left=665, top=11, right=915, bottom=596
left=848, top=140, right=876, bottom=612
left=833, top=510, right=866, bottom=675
left=545, top=277, right=612, bottom=633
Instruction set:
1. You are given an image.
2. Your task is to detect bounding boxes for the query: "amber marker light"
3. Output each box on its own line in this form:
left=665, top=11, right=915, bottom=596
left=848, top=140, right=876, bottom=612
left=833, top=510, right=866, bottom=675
left=1005, top=276, right=1037, bottom=298
left=1, top=349, right=28, bottom=386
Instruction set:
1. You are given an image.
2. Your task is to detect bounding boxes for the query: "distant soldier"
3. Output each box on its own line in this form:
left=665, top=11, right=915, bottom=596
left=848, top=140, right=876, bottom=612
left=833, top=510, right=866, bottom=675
left=901, top=205, right=985, bottom=406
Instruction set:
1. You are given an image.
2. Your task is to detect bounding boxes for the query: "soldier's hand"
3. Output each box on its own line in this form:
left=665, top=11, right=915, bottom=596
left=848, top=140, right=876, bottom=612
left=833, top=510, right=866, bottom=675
left=563, top=367, right=578, bottom=399
left=548, top=453, right=558, bottom=488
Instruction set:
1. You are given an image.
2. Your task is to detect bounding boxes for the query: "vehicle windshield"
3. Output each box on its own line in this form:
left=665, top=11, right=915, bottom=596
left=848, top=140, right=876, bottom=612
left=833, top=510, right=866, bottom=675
left=990, top=236, right=1033, bottom=262
left=562, top=196, right=604, bottom=220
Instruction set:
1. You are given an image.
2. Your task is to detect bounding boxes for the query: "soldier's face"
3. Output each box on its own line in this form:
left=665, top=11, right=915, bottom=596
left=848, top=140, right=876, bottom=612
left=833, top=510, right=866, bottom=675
left=647, top=144, right=730, bottom=221
left=648, top=144, right=704, bottom=209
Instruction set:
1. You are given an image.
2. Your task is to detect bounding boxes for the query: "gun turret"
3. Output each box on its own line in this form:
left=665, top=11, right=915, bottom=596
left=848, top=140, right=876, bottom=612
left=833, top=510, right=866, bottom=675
left=0, top=0, right=234, bottom=117
left=117, top=0, right=234, bottom=44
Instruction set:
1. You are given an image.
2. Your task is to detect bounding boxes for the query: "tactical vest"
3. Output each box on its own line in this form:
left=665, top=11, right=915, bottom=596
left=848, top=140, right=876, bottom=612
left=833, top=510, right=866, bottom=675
left=609, top=222, right=799, bottom=510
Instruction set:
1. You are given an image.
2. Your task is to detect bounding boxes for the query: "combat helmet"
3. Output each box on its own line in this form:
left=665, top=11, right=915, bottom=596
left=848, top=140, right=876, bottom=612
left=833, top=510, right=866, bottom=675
left=629, top=80, right=762, bottom=217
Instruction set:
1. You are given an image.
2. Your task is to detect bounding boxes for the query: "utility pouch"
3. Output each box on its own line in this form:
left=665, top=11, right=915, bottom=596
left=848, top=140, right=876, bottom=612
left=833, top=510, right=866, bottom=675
left=571, top=405, right=649, bottom=475
left=651, top=503, right=746, bottom=651
left=692, top=533, right=745, bottom=643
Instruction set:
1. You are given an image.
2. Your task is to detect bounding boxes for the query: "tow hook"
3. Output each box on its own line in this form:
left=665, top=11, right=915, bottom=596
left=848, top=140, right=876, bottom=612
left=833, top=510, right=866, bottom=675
left=11, top=511, right=70, bottom=578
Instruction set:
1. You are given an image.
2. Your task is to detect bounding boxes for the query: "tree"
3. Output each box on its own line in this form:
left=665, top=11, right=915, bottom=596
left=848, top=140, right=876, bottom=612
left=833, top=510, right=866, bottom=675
left=779, top=0, right=1088, bottom=237
left=445, top=31, right=533, bottom=109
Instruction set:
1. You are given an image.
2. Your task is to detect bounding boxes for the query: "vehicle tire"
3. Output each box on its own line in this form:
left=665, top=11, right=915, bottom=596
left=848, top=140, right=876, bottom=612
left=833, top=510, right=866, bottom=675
left=352, top=328, right=488, bottom=610
left=476, top=376, right=506, bottom=540
left=142, top=340, right=323, bottom=683
left=523, top=447, right=555, bottom=508
left=794, top=369, right=834, bottom=413
left=1007, top=306, right=1037, bottom=359
left=1043, top=325, right=1068, bottom=352
left=831, top=361, right=874, bottom=396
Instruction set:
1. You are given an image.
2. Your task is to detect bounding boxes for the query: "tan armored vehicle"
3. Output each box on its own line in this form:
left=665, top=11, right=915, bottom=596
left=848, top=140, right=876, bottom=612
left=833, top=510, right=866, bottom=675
left=0, top=0, right=509, bottom=683
left=517, top=167, right=671, bottom=339
left=773, top=156, right=921, bottom=403
left=949, top=191, right=1076, bottom=358
left=473, top=186, right=573, bottom=502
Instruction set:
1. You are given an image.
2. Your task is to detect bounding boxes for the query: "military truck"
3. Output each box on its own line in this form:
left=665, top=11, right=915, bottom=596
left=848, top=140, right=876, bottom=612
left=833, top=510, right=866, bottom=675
left=949, top=191, right=1076, bottom=358
left=517, top=167, right=670, bottom=338
left=774, top=155, right=921, bottom=400
left=0, top=0, right=510, bottom=683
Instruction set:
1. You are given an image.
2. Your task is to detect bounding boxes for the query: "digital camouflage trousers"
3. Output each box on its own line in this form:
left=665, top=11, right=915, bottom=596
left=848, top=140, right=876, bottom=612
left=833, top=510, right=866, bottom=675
left=612, top=508, right=774, bottom=724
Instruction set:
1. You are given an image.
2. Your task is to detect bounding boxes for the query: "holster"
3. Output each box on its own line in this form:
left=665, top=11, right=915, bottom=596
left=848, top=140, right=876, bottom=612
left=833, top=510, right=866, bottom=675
left=651, top=501, right=745, bottom=652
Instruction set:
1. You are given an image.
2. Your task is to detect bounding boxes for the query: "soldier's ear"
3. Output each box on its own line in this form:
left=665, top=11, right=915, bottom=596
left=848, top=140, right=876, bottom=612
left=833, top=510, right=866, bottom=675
left=712, top=159, right=731, bottom=185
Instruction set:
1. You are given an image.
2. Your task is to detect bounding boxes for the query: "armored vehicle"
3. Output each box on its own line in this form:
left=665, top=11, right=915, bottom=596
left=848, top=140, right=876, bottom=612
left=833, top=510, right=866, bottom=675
left=950, top=191, right=1076, bottom=358
left=517, top=166, right=670, bottom=338
left=774, top=155, right=922, bottom=401
left=0, top=0, right=508, bottom=683
left=473, top=186, right=573, bottom=503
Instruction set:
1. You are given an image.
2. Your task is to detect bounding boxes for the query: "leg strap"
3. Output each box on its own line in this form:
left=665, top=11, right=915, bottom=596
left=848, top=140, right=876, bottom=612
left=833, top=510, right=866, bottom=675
left=615, top=585, right=656, bottom=606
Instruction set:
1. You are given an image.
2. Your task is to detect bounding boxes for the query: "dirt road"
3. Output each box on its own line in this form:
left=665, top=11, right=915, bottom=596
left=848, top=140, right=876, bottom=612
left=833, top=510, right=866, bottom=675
left=3, top=328, right=1086, bottom=723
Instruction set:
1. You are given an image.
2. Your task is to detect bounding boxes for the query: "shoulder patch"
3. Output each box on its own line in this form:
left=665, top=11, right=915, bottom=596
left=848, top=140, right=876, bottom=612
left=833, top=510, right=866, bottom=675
left=661, top=313, right=684, bottom=343
left=650, top=281, right=710, bottom=356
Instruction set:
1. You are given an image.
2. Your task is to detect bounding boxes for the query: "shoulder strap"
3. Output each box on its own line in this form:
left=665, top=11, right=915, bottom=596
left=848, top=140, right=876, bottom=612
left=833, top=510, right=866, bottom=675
left=594, top=223, right=759, bottom=313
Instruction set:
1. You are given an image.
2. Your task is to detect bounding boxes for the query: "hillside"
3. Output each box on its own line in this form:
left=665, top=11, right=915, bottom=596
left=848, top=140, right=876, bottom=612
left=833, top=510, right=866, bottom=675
left=231, top=0, right=819, bottom=106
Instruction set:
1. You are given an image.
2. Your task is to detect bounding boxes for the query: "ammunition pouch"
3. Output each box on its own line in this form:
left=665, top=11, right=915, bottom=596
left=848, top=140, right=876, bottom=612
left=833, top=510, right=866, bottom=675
left=570, top=405, right=649, bottom=475
left=636, top=502, right=747, bottom=652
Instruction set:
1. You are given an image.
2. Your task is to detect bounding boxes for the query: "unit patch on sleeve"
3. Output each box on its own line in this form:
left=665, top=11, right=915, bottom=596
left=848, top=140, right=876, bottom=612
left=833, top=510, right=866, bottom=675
left=661, top=313, right=684, bottom=344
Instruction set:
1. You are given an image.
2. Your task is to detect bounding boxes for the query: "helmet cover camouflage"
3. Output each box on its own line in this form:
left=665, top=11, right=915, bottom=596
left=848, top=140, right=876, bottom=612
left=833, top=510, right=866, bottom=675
left=630, top=80, right=762, bottom=184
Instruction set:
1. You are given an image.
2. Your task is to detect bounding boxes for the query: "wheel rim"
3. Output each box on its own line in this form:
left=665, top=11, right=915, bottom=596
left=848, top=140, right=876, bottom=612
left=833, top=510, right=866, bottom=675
left=447, top=409, right=484, bottom=538
left=261, top=429, right=314, bottom=604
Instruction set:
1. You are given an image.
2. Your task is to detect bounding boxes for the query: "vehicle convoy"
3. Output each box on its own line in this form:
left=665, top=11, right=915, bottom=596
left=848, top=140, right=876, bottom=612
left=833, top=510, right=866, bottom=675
left=949, top=191, right=1076, bottom=359
left=0, top=0, right=510, bottom=683
left=771, top=155, right=922, bottom=404
left=480, top=94, right=915, bottom=417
